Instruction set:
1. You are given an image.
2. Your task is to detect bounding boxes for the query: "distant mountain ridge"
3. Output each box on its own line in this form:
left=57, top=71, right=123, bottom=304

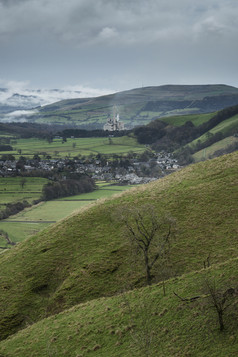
left=37, top=84, right=238, bottom=128
left=1, top=84, right=238, bottom=128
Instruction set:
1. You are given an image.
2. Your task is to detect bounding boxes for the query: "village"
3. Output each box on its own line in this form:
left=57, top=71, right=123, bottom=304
left=0, top=151, right=180, bottom=184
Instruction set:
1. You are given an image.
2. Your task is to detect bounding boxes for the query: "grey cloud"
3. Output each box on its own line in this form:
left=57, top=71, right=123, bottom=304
left=0, top=0, right=28, bottom=5
left=1, top=0, right=237, bottom=46
left=0, top=0, right=237, bottom=90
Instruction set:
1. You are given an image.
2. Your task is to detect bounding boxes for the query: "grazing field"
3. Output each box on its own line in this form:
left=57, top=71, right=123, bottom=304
left=3, top=136, right=145, bottom=159
left=193, top=136, right=238, bottom=161
left=189, top=114, right=238, bottom=147
left=0, top=183, right=136, bottom=246
left=0, top=177, right=48, bottom=209
left=160, top=112, right=215, bottom=127
left=0, top=222, right=49, bottom=246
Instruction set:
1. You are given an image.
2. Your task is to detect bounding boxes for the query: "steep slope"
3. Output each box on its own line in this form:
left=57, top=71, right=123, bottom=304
left=135, top=104, right=238, bottom=160
left=193, top=136, right=238, bottom=162
left=0, top=152, right=237, bottom=340
left=34, top=84, right=238, bottom=128
left=0, top=257, right=238, bottom=356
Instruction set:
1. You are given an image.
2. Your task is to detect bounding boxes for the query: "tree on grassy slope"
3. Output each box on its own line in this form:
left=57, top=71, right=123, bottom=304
left=204, top=277, right=238, bottom=332
left=118, top=204, right=175, bottom=286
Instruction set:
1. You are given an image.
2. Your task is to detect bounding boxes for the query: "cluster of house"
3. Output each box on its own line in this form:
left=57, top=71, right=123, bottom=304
left=0, top=152, right=180, bottom=184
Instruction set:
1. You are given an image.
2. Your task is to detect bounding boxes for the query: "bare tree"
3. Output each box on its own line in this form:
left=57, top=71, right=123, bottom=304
left=204, top=278, right=238, bottom=332
left=174, top=276, right=238, bottom=333
left=119, top=204, right=175, bottom=286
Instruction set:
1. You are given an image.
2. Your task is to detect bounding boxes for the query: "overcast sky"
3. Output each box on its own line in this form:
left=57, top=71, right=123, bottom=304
left=0, top=0, right=238, bottom=97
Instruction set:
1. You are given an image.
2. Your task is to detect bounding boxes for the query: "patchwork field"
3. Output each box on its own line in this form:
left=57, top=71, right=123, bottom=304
left=3, top=136, right=145, bottom=159
left=0, top=182, right=136, bottom=246
left=0, top=177, right=48, bottom=219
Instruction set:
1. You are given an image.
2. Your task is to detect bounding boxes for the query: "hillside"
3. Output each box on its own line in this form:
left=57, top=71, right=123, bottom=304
left=33, top=84, right=238, bottom=128
left=131, top=104, right=238, bottom=163
left=1, top=257, right=238, bottom=356
left=0, top=151, right=237, bottom=342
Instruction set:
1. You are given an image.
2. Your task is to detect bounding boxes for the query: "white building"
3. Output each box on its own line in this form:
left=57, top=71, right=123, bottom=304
left=103, top=108, right=125, bottom=131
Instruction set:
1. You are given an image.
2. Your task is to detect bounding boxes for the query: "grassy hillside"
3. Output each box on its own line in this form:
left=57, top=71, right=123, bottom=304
left=159, top=112, right=215, bottom=127
left=137, top=104, right=238, bottom=163
left=189, top=114, right=238, bottom=147
left=1, top=256, right=237, bottom=356
left=0, top=151, right=237, bottom=341
left=32, top=84, right=238, bottom=128
left=193, top=136, right=238, bottom=162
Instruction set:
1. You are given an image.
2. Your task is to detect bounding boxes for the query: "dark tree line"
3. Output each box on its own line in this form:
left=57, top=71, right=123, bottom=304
left=0, top=145, right=13, bottom=151
left=197, top=104, right=238, bottom=135
left=0, top=122, right=55, bottom=140
left=0, top=176, right=95, bottom=221
left=42, top=176, right=95, bottom=200
left=133, top=104, right=238, bottom=163
left=134, top=120, right=166, bottom=144
left=0, top=201, right=30, bottom=220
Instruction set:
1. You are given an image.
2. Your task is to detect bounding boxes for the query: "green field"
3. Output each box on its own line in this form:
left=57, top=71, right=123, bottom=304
left=160, top=112, right=215, bottom=127
left=189, top=114, right=238, bottom=147
left=0, top=183, right=137, bottom=245
left=3, top=136, right=145, bottom=159
left=0, top=177, right=48, bottom=208
left=193, top=136, right=238, bottom=161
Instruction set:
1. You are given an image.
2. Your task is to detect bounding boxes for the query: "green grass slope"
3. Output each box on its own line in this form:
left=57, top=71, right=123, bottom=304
left=0, top=152, right=237, bottom=340
left=0, top=257, right=238, bottom=356
left=193, top=136, right=238, bottom=162
left=160, top=112, right=215, bottom=127
left=190, top=114, right=238, bottom=147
